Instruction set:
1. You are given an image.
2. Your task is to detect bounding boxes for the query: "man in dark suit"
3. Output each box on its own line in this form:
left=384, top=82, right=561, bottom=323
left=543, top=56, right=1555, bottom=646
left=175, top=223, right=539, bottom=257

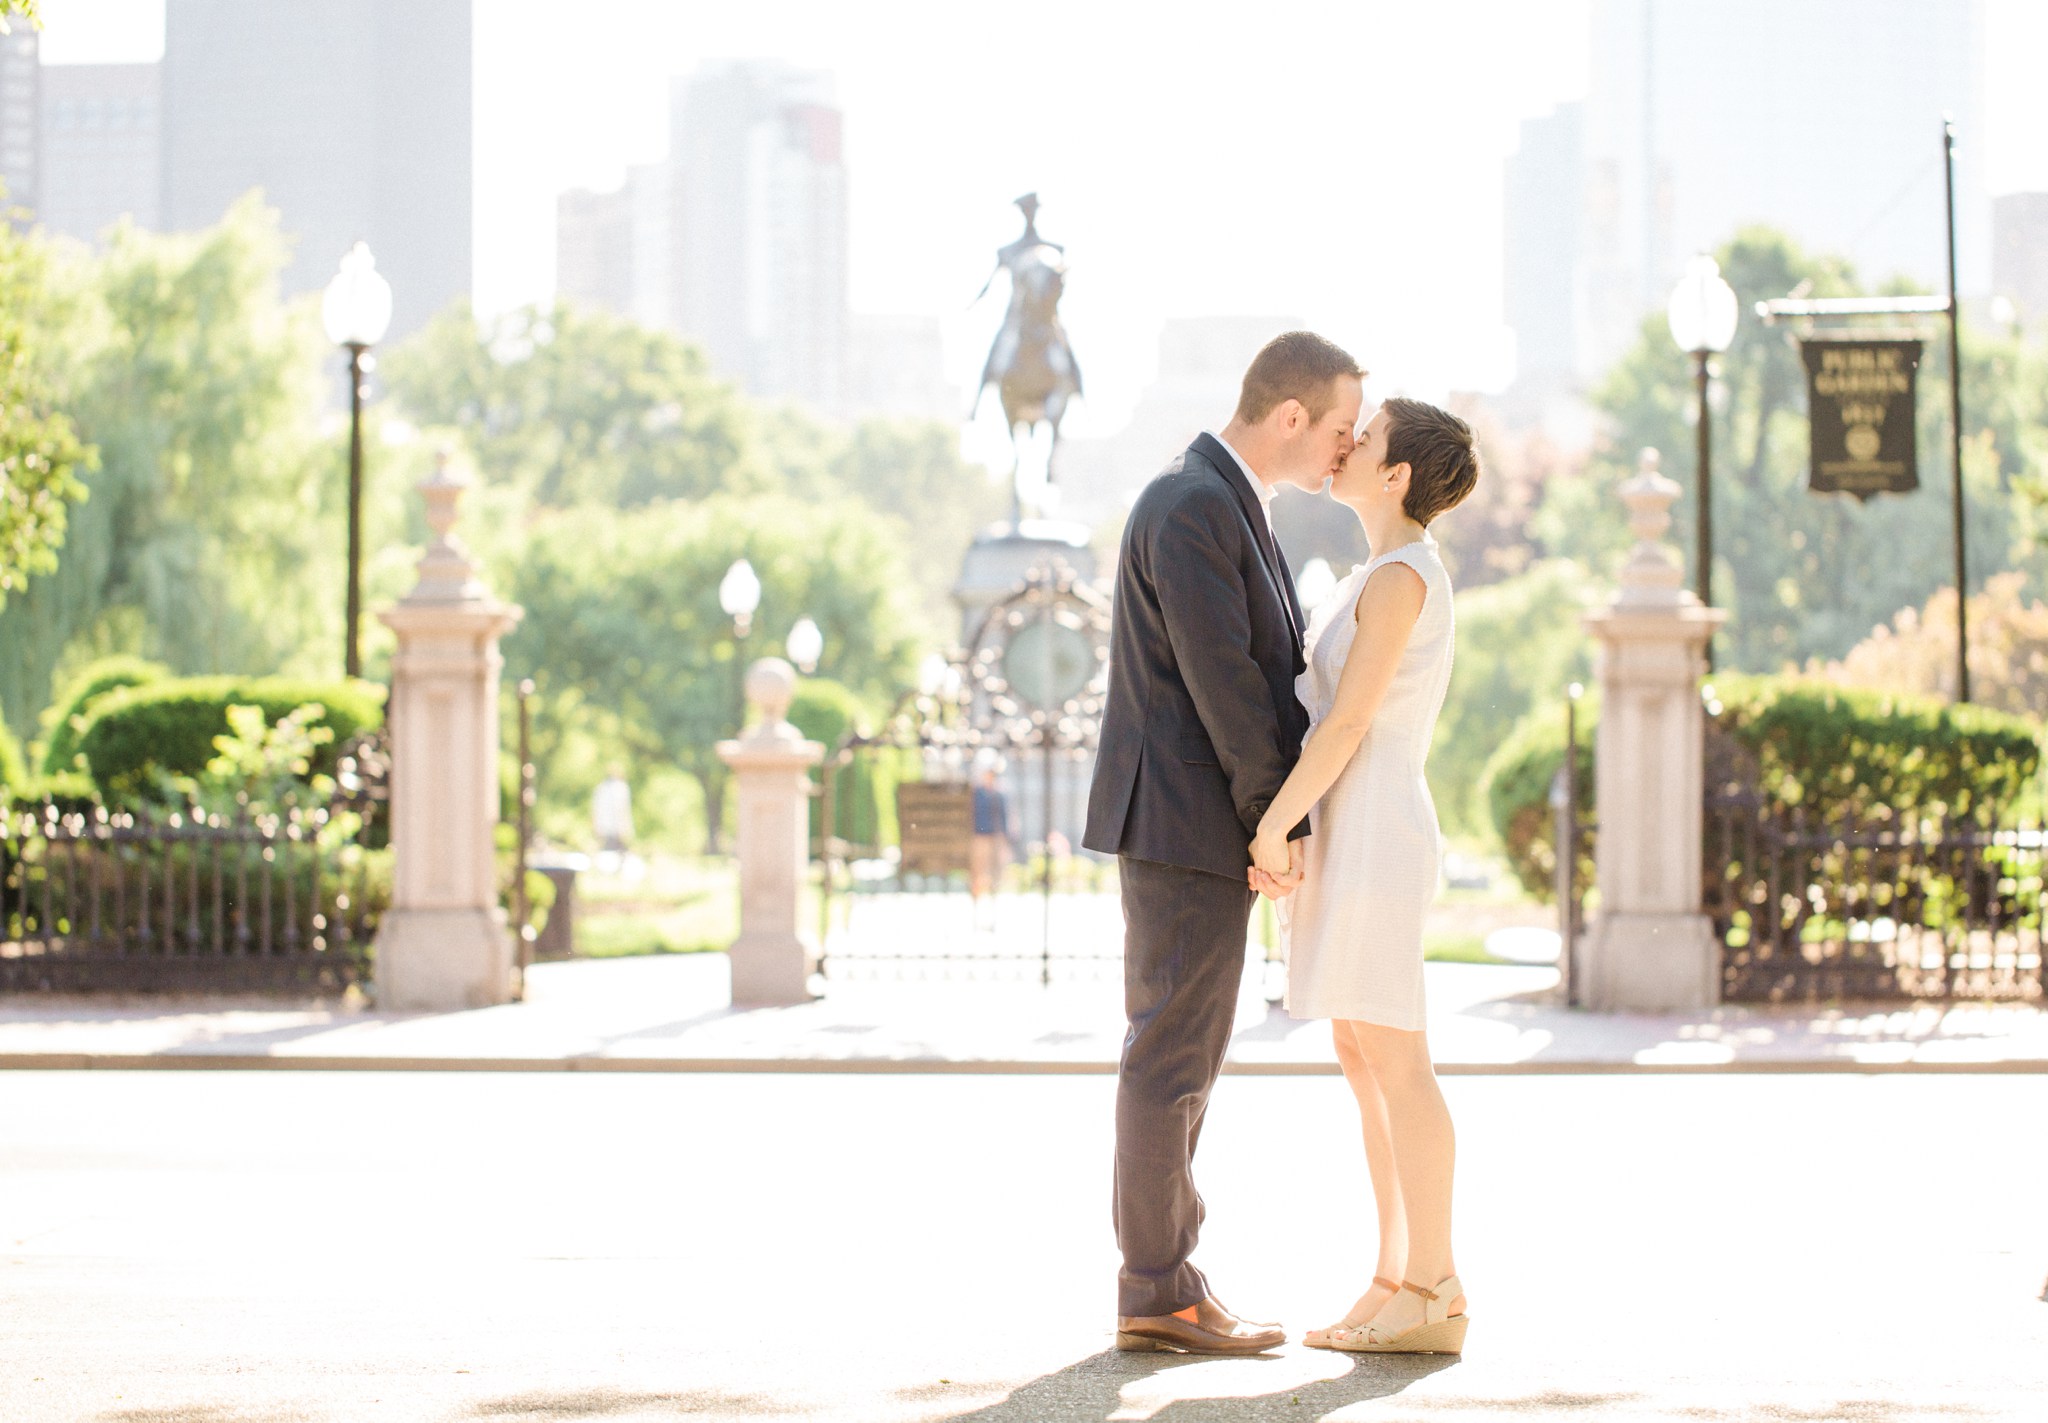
left=1084, top=331, right=1365, bottom=1355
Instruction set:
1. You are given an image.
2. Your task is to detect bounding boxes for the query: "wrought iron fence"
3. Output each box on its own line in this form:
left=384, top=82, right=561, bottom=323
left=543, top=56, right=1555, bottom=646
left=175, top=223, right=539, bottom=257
left=1707, top=788, right=2044, bottom=1003
left=0, top=733, right=389, bottom=995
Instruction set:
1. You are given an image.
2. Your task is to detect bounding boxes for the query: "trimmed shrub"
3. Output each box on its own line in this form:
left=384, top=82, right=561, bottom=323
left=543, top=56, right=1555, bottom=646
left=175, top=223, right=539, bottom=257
left=1480, top=690, right=1595, bottom=899
left=75, top=676, right=386, bottom=805
left=1482, top=673, right=2043, bottom=900
left=38, top=656, right=169, bottom=777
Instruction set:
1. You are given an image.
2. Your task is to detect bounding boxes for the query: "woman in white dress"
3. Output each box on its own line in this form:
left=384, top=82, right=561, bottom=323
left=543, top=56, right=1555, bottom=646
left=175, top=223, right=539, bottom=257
left=1248, top=397, right=1480, bottom=1355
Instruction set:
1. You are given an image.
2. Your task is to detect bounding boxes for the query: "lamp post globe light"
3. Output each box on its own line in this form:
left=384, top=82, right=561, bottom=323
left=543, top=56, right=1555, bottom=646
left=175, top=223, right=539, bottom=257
left=1666, top=254, right=1738, bottom=669
left=1296, top=556, right=1338, bottom=612
left=785, top=617, right=823, bottom=676
left=323, top=242, right=394, bottom=681
left=719, top=557, right=761, bottom=638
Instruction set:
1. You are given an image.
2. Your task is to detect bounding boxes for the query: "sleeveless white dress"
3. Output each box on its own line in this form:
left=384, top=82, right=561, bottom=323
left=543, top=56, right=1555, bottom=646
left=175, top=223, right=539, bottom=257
left=1281, top=535, right=1455, bottom=1028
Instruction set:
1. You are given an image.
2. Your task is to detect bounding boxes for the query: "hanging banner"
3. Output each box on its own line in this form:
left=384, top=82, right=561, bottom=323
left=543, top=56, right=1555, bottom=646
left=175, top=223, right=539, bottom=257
left=1801, top=339, right=1921, bottom=500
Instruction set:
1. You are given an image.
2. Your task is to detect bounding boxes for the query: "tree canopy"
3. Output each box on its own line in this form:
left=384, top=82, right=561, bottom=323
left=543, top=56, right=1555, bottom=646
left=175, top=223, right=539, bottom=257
left=0, top=197, right=342, bottom=740
left=0, top=199, right=89, bottom=620
left=505, top=492, right=921, bottom=849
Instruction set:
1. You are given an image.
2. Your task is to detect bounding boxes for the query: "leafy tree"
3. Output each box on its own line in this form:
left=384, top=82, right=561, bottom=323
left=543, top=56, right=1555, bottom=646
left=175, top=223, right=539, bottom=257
left=827, top=415, right=1007, bottom=632
left=385, top=302, right=1003, bottom=641
left=0, top=210, right=90, bottom=619
left=1433, top=560, right=1595, bottom=837
left=1534, top=225, right=2048, bottom=672
left=0, top=198, right=342, bottom=739
left=504, top=492, right=919, bottom=851
left=380, top=301, right=758, bottom=509
left=1813, top=571, right=2048, bottom=719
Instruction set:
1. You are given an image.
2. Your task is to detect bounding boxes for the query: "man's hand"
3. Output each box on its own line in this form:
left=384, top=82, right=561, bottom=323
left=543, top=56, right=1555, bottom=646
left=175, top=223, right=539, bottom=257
left=1247, top=835, right=1308, bottom=900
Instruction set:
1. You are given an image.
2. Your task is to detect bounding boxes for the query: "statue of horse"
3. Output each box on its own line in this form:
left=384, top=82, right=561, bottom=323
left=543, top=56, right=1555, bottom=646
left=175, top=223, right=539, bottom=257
left=973, top=195, right=1083, bottom=520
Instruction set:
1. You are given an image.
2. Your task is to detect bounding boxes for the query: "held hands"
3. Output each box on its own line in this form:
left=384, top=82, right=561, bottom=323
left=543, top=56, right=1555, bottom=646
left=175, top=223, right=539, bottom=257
left=1247, top=830, right=1306, bottom=900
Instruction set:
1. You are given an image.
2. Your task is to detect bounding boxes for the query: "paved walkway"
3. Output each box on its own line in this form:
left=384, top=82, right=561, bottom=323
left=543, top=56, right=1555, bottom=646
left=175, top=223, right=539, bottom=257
left=7, top=1070, right=2047, bottom=1421
left=2, top=943, right=2044, bottom=1073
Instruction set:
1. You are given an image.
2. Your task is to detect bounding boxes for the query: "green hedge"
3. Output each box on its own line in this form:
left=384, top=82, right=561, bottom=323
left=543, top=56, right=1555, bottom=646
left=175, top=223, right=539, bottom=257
left=788, top=677, right=913, bottom=849
left=75, top=676, right=387, bottom=805
left=1482, top=674, right=2044, bottom=900
left=38, top=656, right=168, bottom=777
left=1481, top=689, right=1595, bottom=900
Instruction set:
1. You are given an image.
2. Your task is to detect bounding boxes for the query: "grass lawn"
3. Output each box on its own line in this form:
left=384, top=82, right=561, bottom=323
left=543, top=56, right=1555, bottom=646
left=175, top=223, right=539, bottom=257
left=564, top=853, right=1535, bottom=964
left=569, top=855, right=827, bottom=958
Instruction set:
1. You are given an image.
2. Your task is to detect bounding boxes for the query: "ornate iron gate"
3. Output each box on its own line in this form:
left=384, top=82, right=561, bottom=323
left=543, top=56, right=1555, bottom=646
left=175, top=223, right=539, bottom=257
left=815, top=562, right=1119, bottom=983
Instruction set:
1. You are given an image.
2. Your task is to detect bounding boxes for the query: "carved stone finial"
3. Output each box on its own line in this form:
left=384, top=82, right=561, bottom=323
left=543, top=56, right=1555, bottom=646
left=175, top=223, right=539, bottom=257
left=404, top=447, right=489, bottom=605
left=1614, top=447, right=1690, bottom=607
left=741, top=657, right=804, bottom=745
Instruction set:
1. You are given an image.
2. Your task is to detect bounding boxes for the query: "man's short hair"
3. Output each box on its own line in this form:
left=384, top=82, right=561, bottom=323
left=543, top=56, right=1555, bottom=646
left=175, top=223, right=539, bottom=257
left=1235, top=331, right=1365, bottom=424
left=1382, top=397, right=1481, bottom=526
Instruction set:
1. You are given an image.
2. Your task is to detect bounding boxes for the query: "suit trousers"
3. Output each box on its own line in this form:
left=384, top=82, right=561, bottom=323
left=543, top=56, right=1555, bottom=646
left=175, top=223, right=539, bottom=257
left=1113, top=854, right=1256, bottom=1317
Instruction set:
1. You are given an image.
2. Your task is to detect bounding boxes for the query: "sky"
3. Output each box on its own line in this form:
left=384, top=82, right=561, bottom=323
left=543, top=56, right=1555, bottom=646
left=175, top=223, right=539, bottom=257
left=35, top=0, right=2048, bottom=442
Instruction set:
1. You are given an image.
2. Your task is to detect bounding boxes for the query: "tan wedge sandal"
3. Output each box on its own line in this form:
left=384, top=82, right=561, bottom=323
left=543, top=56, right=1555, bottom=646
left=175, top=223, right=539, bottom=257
left=1328, top=1274, right=1468, bottom=1354
left=1303, top=1277, right=1402, bottom=1350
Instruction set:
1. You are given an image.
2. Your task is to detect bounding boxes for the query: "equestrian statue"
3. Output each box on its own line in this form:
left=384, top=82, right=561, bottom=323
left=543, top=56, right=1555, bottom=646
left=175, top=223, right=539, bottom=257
left=972, top=193, right=1083, bottom=523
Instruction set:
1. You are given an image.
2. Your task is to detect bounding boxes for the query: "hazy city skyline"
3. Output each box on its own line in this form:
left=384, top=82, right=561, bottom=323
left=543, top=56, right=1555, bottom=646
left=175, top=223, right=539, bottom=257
left=35, top=0, right=2048, bottom=450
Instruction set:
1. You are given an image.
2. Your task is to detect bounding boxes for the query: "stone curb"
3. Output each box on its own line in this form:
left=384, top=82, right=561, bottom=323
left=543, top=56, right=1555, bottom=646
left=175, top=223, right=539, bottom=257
left=0, top=1052, right=2042, bottom=1075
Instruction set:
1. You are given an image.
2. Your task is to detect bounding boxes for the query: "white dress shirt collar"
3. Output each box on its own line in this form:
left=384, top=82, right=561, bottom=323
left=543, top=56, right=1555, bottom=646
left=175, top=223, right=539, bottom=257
left=1205, top=430, right=1275, bottom=528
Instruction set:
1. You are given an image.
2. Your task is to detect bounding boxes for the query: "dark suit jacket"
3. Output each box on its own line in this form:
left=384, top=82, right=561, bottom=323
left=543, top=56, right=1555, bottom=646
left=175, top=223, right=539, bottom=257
left=1083, top=434, right=1312, bottom=881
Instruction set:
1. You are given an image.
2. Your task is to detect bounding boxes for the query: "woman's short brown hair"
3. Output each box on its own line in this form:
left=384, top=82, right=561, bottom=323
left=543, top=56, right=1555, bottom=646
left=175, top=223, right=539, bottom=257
left=1383, top=397, right=1480, bottom=526
left=1235, top=331, right=1365, bottom=424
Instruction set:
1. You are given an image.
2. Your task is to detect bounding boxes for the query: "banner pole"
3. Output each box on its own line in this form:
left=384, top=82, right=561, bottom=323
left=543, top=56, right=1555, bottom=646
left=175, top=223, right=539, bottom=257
left=1944, top=114, right=1970, bottom=704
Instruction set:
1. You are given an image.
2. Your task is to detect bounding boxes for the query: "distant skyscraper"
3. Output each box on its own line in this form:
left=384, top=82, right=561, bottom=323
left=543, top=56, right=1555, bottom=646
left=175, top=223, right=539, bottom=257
left=1505, top=0, right=1987, bottom=388
left=39, top=63, right=162, bottom=242
left=0, top=23, right=37, bottom=220
left=669, top=61, right=847, bottom=410
left=555, top=183, right=634, bottom=319
left=1502, top=102, right=1583, bottom=391
left=161, top=0, right=471, bottom=340
left=1992, top=193, right=2048, bottom=328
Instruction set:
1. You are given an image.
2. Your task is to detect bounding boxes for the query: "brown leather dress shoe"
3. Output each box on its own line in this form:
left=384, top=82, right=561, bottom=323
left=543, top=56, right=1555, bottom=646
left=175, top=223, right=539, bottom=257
left=1116, top=1295, right=1286, bottom=1355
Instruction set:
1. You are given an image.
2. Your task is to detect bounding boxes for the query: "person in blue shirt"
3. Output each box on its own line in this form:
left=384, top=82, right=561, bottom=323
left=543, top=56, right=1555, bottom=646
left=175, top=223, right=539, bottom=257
left=969, top=757, right=1014, bottom=922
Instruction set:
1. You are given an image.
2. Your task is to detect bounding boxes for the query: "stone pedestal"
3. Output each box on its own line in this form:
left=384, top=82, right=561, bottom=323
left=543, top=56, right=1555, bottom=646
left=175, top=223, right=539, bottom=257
left=1581, top=449, right=1728, bottom=1012
left=717, top=659, right=825, bottom=1007
left=373, top=452, right=524, bottom=1011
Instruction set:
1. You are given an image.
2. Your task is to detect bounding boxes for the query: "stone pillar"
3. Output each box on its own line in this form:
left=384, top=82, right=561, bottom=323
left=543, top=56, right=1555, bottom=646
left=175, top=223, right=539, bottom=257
left=717, top=659, right=825, bottom=1006
left=1580, top=449, right=1728, bottom=1012
left=373, top=452, right=524, bottom=1011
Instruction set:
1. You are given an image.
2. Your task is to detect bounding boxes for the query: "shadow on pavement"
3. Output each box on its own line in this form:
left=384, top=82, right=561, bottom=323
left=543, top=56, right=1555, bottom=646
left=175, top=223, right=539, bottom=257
left=934, top=1346, right=1458, bottom=1421
left=465, top=1387, right=793, bottom=1419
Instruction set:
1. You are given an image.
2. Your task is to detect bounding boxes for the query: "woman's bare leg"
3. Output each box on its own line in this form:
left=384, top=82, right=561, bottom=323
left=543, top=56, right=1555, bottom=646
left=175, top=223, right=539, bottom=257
left=1325, top=1020, right=1405, bottom=1327
left=1346, top=1019, right=1464, bottom=1324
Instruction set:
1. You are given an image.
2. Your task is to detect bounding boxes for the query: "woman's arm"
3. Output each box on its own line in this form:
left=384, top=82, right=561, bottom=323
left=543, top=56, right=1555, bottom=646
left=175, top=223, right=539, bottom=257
left=1249, top=563, right=1426, bottom=880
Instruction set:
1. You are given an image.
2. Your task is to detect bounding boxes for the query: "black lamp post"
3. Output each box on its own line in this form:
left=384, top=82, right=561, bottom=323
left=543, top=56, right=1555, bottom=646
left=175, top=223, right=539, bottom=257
left=1666, top=254, right=1739, bottom=669
left=322, top=242, right=394, bottom=680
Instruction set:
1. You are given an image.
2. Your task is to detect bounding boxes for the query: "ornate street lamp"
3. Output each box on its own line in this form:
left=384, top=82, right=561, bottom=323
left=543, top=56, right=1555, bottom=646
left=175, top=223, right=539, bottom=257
left=785, top=616, right=823, bottom=675
left=322, top=242, right=394, bottom=680
left=1667, top=254, right=1738, bottom=668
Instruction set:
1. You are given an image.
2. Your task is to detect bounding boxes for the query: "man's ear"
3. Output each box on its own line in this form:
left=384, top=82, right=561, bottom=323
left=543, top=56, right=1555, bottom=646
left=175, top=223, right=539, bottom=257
left=1272, top=397, right=1306, bottom=435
